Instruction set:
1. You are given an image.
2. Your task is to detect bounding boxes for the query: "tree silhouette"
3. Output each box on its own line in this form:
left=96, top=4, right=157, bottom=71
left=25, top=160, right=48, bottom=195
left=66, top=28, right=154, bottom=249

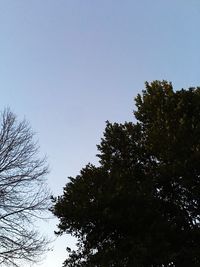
left=52, top=81, right=200, bottom=267
left=0, top=109, right=50, bottom=267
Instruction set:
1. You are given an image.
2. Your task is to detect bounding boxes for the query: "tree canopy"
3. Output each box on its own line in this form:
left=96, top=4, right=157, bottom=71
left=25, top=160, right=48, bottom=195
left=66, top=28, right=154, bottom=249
left=0, top=109, right=50, bottom=267
left=52, top=81, right=200, bottom=267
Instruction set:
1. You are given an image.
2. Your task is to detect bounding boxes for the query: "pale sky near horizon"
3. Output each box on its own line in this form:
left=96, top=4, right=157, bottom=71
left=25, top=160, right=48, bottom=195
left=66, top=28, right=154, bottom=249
left=1, top=1, right=200, bottom=266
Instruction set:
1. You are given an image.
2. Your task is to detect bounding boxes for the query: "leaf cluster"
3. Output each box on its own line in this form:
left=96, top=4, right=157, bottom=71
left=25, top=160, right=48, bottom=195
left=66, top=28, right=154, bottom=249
left=52, top=81, right=200, bottom=267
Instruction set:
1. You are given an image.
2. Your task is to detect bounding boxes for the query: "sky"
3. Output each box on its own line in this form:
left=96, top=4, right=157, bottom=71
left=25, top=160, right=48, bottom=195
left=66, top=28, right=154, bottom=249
left=1, top=1, right=200, bottom=266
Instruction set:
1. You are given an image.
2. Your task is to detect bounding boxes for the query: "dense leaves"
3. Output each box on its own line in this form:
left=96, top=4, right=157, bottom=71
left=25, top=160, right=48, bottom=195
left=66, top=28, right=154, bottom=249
left=52, top=81, right=200, bottom=267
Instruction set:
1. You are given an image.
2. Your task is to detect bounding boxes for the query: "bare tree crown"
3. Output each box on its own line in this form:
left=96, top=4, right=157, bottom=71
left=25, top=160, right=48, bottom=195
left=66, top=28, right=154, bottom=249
left=0, top=109, right=50, bottom=266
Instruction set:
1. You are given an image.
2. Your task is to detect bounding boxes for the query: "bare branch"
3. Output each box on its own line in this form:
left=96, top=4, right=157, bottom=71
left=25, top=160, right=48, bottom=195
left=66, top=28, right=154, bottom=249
left=0, top=108, right=50, bottom=266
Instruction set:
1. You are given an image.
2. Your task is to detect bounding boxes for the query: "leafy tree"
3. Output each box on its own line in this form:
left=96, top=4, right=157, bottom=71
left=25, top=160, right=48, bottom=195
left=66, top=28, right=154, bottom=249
left=0, top=109, right=50, bottom=267
left=52, top=81, right=200, bottom=267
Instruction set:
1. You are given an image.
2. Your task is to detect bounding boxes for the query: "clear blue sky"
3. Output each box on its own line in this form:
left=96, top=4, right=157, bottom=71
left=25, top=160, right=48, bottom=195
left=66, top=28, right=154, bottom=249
left=1, top=1, right=200, bottom=266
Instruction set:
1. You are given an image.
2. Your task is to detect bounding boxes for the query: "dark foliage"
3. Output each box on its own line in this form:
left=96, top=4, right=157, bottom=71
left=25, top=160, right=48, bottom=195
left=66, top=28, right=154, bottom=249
left=52, top=81, right=200, bottom=267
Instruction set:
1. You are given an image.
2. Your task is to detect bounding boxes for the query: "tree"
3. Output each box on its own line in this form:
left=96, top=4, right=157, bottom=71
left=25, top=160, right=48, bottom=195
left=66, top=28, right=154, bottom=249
left=0, top=109, right=50, bottom=267
left=51, top=81, right=200, bottom=267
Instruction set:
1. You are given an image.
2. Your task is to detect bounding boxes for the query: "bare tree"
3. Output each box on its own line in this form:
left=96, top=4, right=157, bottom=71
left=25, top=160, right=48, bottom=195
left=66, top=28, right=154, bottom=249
left=0, top=109, right=50, bottom=266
